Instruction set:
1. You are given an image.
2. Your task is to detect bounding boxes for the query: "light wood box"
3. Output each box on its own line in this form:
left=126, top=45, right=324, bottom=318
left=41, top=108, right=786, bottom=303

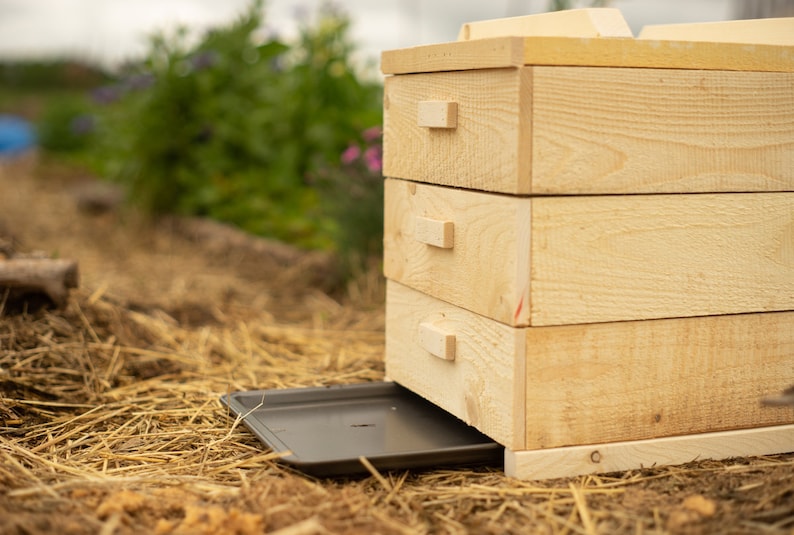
left=386, top=281, right=794, bottom=449
left=384, top=66, right=794, bottom=196
left=381, top=11, right=794, bottom=479
left=384, top=178, right=794, bottom=327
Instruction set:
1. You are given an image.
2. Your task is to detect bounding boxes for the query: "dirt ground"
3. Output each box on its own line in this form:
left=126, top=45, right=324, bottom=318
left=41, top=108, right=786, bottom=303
left=1, top=154, right=793, bottom=535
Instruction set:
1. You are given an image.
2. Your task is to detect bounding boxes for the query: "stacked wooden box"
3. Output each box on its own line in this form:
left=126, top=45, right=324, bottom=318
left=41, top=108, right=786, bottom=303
left=380, top=9, right=794, bottom=480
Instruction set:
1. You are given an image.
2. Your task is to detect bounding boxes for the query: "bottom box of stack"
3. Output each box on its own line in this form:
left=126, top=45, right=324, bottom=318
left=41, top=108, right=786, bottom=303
left=385, top=281, right=794, bottom=479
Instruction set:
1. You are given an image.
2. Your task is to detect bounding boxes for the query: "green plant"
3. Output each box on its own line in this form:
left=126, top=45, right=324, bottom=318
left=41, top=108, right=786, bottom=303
left=36, top=94, right=96, bottom=152
left=313, top=126, right=383, bottom=275
left=0, top=60, right=108, bottom=91
left=91, top=0, right=382, bottom=251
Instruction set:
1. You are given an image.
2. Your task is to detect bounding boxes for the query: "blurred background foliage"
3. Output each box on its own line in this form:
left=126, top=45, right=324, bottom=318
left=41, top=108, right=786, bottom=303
left=3, top=0, right=384, bottom=276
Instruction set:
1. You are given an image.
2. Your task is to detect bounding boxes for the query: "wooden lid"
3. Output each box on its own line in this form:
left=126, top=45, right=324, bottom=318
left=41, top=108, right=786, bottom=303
left=382, top=10, right=794, bottom=74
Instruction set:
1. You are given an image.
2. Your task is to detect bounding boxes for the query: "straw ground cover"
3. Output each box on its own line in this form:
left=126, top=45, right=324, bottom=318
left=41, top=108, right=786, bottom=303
left=1, top=156, right=793, bottom=535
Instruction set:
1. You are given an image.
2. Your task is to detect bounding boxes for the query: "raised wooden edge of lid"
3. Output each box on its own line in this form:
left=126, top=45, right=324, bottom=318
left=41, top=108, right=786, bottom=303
left=381, top=35, right=794, bottom=75
left=639, top=17, right=794, bottom=46
left=457, top=8, right=632, bottom=41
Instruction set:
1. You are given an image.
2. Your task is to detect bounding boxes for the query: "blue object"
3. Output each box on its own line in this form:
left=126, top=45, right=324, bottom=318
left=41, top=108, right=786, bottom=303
left=0, top=115, right=36, bottom=155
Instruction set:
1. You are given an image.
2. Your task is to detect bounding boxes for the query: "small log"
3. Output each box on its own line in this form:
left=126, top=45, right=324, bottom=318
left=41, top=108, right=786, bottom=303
left=0, top=258, right=79, bottom=309
left=71, top=181, right=125, bottom=214
left=166, top=216, right=339, bottom=290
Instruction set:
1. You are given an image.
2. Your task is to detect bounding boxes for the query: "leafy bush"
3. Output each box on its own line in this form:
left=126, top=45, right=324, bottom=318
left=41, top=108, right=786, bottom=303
left=313, top=126, right=383, bottom=274
left=37, top=94, right=96, bottom=152
left=0, top=60, right=108, bottom=91
left=91, top=0, right=383, bottom=252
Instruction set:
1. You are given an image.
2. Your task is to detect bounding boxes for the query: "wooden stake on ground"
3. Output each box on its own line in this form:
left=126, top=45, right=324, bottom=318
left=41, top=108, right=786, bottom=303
left=0, top=258, right=79, bottom=309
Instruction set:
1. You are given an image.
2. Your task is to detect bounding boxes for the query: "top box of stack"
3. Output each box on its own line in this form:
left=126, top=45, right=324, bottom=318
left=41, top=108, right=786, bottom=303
left=381, top=9, right=794, bottom=195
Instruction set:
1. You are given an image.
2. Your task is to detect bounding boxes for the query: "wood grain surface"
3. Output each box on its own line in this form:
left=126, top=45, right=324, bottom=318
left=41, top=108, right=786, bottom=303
left=385, top=281, right=525, bottom=449
left=506, top=425, right=794, bottom=480
left=639, top=17, right=794, bottom=46
left=457, top=8, right=632, bottom=41
left=381, top=36, right=794, bottom=75
left=384, top=66, right=794, bottom=194
left=385, top=178, right=794, bottom=326
left=530, top=66, right=794, bottom=194
left=384, top=68, right=531, bottom=194
left=386, top=282, right=794, bottom=452
left=529, top=192, right=794, bottom=325
left=383, top=178, right=530, bottom=326
left=522, top=311, right=794, bottom=449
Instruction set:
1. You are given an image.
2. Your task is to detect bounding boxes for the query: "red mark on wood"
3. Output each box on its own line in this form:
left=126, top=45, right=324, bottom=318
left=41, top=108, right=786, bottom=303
left=514, top=295, right=524, bottom=323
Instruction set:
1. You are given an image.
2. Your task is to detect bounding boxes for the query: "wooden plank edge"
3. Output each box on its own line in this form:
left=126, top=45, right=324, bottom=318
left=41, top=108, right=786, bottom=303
left=0, top=258, right=79, bottom=308
left=638, top=18, right=794, bottom=46
left=381, top=37, right=524, bottom=75
left=381, top=36, right=794, bottom=74
left=504, top=424, right=794, bottom=480
left=522, top=36, right=794, bottom=73
left=457, top=8, right=632, bottom=41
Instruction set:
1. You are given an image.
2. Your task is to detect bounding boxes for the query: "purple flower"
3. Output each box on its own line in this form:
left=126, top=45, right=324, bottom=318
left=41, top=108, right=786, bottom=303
left=123, top=72, right=155, bottom=91
left=70, top=114, right=95, bottom=135
left=362, top=126, right=381, bottom=143
left=363, top=145, right=382, bottom=173
left=341, top=144, right=361, bottom=165
left=91, top=85, right=121, bottom=105
left=189, top=50, right=218, bottom=71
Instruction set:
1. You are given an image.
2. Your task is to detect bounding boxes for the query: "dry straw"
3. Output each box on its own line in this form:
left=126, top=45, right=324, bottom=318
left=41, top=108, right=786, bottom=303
left=1, top=157, right=793, bottom=534
left=2, top=289, right=793, bottom=535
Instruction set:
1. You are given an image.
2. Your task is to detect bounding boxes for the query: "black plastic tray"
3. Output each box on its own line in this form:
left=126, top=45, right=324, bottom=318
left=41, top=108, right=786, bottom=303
left=220, top=382, right=503, bottom=477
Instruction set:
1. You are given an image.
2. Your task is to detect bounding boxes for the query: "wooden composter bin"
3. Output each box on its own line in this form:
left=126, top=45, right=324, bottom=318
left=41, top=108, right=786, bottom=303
left=380, top=9, right=794, bottom=480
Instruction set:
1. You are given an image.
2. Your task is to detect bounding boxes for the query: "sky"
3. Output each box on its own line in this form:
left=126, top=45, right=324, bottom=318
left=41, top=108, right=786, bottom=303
left=0, top=0, right=738, bottom=71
